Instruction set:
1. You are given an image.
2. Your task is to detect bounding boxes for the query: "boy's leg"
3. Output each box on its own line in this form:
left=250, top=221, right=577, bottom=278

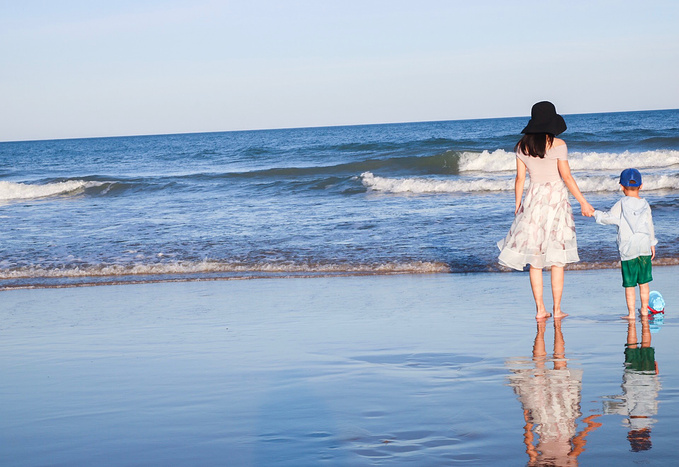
left=529, top=267, right=550, bottom=319
left=621, top=259, right=637, bottom=320
left=639, top=283, right=650, bottom=316
left=637, top=256, right=653, bottom=317
left=550, top=266, right=568, bottom=318
left=624, top=287, right=636, bottom=319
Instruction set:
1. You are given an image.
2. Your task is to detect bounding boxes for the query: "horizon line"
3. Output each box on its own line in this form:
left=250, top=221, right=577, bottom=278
left=2, top=107, right=677, bottom=144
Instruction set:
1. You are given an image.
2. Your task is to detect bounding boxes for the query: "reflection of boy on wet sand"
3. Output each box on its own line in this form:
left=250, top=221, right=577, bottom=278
left=507, top=319, right=601, bottom=465
left=603, top=316, right=660, bottom=452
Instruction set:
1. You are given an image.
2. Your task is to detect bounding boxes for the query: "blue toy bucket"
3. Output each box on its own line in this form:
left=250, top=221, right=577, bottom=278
left=649, top=290, right=665, bottom=314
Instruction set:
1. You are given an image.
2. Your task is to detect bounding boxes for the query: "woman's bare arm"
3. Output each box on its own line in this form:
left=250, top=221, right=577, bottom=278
left=557, top=159, right=594, bottom=216
left=515, top=157, right=527, bottom=214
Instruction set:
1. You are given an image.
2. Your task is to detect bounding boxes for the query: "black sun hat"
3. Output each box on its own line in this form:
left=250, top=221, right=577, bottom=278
left=521, top=101, right=567, bottom=135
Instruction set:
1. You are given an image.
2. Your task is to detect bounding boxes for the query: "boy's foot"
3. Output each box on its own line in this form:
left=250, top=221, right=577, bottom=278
left=640, top=307, right=649, bottom=317
left=536, top=312, right=552, bottom=320
left=620, top=314, right=636, bottom=320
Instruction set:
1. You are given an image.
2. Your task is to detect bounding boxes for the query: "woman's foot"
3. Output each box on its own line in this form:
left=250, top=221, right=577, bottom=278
left=553, top=307, right=568, bottom=319
left=536, top=307, right=551, bottom=320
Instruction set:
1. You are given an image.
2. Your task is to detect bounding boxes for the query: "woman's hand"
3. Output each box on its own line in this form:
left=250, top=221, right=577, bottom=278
left=581, top=201, right=595, bottom=217
left=557, top=159, right=594, bottom=217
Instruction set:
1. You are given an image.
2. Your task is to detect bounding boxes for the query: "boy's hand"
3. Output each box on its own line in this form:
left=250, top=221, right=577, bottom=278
left=651, top=245, right=656, bottom=260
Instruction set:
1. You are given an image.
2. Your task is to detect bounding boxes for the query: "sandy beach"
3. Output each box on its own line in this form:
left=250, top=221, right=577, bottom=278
left=1, top=267, right=677, bottom=465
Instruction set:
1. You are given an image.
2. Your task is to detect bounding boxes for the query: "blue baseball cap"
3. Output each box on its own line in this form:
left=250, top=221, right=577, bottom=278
left=620, top=168, right=642, bottom=187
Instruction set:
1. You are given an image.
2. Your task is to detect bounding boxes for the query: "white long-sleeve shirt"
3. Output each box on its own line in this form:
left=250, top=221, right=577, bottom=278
left=594, top=196, right=657, bottom=261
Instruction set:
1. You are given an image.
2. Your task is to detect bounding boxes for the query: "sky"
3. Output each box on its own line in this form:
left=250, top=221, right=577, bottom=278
left=1, top=0, right=678, bottom=141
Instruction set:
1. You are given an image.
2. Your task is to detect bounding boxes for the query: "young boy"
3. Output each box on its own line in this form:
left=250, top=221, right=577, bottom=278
left=594, top=168, right=657, bottom=319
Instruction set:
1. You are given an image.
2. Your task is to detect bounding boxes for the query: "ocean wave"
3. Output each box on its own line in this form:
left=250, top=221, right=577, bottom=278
left=458, top=149, right=514, bottom=172
left=360, top=172, right=510, bottom=193
left=5, top=149, right=679, bottom=201
left=230, top=148, right=679, bottom=180
left=0, top=260, right=451, bottom=280
left=227, top=151, right=462, bottom=179
left=577, top=174, right=679, bottom=192
left=0, top=180, right=110, bottom=201
left=232, top=147, right=679, bottom=179
left=360, top=172, right=679, bottom=194
left=570, top=150, right=679, bottom=171
left=3, top=257, right=679, bottom=290
left=458, top=149, right=679, bottom=173
left=561, top=257, right=679, bottom=271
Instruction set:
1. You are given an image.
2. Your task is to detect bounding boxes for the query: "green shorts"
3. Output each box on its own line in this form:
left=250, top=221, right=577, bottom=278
left=621, top=255, right=653, bottom=288
left=624, top=346, right=656, bottom=372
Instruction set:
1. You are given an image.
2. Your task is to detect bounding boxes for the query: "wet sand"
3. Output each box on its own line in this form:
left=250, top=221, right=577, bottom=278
left=1, top=268, right=677, bottom=465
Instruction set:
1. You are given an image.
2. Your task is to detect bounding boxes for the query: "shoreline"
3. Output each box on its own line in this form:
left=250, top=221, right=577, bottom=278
left=2, top=260, right=678, bottom=292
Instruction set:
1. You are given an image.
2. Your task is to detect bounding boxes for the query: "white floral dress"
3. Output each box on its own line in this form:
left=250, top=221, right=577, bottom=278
left=497, top=144, right=579, bottom=270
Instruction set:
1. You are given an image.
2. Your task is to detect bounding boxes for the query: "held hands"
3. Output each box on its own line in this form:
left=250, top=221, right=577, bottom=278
left=580, top=202, right=595, bottom=217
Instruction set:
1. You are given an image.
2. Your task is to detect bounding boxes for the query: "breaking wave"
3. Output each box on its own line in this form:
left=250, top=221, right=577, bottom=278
left=3, top=257, right=679, bottom=290
left=0, top=180, right=108, bottom=201
left=0, top=260, right=451, bottom=281
left=360, top=172, right=511, bottom=193
left=458, top=149, right=679, bottom=173
left=360, top=172, right=679, bottom=194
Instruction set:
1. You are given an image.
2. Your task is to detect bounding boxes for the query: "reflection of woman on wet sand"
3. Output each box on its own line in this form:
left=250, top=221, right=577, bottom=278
left=603, top=316, right=660, bottom=452
left=507, top=319, right=601, bottom=465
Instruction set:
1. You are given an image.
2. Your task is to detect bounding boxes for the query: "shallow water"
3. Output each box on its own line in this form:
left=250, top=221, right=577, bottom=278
left=1, top=269, right=677, bottom=465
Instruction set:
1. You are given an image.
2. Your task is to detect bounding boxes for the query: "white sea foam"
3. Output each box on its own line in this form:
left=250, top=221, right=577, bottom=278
left=0, top=180, right=103, bottom=201
left=361, top=172, right=679, bottom=194
left=361, top=172, right=511, bottom=193
left=458, top=149, right=679, bottom=173
left=569, top=150, right=679, bottom=171
left=0, top=260, right=451, bottom=280
left=458, top=149, right=515, bottom=172
left=576, top=174, right=679, bottom=192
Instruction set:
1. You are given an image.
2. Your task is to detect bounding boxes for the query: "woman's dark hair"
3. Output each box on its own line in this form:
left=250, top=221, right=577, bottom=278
left=514, top=133, right=554, bottom=158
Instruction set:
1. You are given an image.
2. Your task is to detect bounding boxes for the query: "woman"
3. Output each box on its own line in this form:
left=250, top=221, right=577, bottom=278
left=498, top=101, right=594, bottom=319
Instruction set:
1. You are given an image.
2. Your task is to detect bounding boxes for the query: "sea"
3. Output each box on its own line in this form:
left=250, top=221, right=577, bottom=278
left=1, top=109, right=678, bottom=289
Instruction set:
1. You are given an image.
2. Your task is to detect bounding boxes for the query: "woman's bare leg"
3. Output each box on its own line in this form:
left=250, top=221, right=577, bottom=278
left=529, top=267, right=551, bottom=319
left=553, top=317, right=566, bottom=370
left=551, top=266, right=568, bottom=318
